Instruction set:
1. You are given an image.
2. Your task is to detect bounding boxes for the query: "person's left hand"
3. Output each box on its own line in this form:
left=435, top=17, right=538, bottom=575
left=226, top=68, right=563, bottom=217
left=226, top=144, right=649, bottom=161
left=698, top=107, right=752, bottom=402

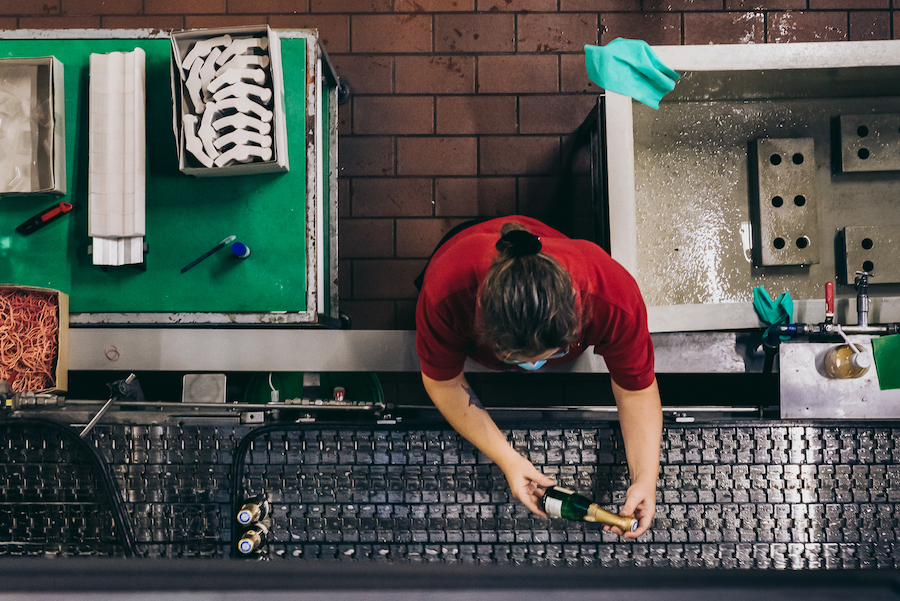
left=605, top=479, right=656, bottom=539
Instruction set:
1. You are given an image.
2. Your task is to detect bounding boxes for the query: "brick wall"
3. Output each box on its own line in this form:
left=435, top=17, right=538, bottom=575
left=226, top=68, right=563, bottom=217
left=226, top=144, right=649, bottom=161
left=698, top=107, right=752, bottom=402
left=5, top=2, right=897, bottom=328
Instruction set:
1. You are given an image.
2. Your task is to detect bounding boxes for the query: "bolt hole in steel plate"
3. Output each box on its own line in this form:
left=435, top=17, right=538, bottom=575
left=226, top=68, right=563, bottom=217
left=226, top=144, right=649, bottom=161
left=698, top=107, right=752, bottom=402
left=841, top=113, right=900, bottom=172
left=842, top=226, right=900, bottom=284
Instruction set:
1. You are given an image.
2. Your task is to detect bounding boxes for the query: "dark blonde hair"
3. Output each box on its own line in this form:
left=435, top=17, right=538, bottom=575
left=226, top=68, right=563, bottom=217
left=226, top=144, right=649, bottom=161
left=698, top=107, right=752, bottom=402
left=478, top=222, right=580, bottom=358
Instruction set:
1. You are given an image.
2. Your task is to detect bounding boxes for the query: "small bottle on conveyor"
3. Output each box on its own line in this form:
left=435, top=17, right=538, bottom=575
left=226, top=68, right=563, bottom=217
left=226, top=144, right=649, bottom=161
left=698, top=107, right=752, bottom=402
left=540, top=486, right=638, bottom=533
left=236, top=493, right=270, bottom=526
left=237, top=522, right=269, bottom=555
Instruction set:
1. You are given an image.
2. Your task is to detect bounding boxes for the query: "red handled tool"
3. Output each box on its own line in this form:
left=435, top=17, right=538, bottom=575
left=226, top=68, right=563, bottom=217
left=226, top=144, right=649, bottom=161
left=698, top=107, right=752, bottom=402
left=825, top=281, right=835, bottom=324
left=15, top=201, right=73, bottom=235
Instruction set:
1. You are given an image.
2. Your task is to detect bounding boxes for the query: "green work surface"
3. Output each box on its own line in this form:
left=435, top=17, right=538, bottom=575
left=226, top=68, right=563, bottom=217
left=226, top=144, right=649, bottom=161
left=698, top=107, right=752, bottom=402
left=0, top=37, right=309, bottom=313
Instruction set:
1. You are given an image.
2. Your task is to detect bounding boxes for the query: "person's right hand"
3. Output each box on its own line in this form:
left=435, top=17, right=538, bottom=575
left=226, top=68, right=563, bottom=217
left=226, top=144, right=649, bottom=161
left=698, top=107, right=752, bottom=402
left=500, top=453, right=556, bottom=517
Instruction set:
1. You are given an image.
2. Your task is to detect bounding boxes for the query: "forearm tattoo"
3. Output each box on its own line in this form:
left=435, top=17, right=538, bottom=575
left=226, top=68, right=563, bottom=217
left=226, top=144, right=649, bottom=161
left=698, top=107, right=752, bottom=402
left=463, top=385, right=485, bottom=410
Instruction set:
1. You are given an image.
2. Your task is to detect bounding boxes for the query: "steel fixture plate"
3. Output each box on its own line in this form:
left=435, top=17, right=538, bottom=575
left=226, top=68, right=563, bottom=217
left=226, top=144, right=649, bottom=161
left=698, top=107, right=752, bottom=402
left=839, top=113, right=900, bottom=172
left=752, top=138, right=820, bottom=266
left=843, top=226, right=900, bottom=284
left=780, top=338, right=900, bottom=419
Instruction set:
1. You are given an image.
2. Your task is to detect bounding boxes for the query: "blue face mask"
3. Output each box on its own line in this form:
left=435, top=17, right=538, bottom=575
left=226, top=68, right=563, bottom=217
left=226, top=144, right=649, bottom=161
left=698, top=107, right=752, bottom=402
left=516, top=360, right=547, bottom=371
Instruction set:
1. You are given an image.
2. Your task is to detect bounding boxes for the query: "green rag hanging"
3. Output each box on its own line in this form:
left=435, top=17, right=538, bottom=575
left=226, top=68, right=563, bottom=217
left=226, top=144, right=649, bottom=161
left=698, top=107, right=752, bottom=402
left=584, top=38, right=680, bottom=110
left=752, top=286, right=794, bottom=340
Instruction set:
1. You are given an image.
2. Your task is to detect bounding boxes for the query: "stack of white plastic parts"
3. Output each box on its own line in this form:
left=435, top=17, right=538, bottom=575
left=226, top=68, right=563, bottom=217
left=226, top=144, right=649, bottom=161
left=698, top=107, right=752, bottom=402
left=88, top=48, right=146, bottom=267
left=180, top=34, right=274, bottom=168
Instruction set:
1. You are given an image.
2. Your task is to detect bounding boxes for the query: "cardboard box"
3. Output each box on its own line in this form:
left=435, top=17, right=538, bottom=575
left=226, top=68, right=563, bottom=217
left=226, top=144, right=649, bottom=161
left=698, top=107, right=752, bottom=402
left=0, top=285, right=69, bottom=393
left=170, top=26, right=289, bottom=177
left=0, top=57, right=66, bottom=196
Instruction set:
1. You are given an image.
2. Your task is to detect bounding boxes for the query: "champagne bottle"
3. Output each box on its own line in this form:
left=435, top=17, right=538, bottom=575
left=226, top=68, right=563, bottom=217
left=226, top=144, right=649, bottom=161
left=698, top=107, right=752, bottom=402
left=237, top=522, right=268, bottom=555
left=236, top=494, right=270, bottom=525
left=540, top=486, right=638, bottom=533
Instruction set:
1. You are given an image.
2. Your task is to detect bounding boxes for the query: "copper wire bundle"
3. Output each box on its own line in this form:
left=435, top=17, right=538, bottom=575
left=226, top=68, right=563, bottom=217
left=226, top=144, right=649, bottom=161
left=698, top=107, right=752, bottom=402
left=0, top=288, right=60, bottom=392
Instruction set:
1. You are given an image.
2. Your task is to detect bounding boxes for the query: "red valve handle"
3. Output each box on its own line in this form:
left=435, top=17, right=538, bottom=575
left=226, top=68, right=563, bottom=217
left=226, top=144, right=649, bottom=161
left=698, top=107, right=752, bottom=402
left=825, top=281, right=835, bottom=316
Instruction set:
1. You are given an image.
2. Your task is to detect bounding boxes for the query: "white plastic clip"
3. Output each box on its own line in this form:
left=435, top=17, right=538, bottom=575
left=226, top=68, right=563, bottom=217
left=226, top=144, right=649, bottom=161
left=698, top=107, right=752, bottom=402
left=198, top=100, right=220, bottom=160
left=212, top=113, right=271, bottom=135
left=215, top=36, right=270, bottom=67
left=182, top=114, right=215, bottom=168
left=208, top=67, right=266, bottom=93
left=184, top=56, right=205, bottom=114
left=215, top=54, right=270, bottom=78
left=214, top=144, right=273, bottom=167
left=213, top=129, right=272, bottom=150
left=212, top=82, right=272, bottom=104
left=181, top=34, right=233, bottom=70
left=215, top=97, right=273, bottom=122
left=197, top=48, right=222, bottom=103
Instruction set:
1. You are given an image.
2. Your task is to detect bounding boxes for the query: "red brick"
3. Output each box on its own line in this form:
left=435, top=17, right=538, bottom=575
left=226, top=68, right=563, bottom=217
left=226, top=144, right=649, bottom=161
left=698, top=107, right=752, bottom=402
left=353, top=259, right=425, bottom=299
left=0, top=1, right=56, bottom=15
left=310, top=0, right=390, bottom=11
left=331, top=55, right=393, bottom=94
left=894, top=11, right=900, bottom=40
left=352, top=14, right=432, bottom=53
left=339, top=218, right=394, bottom=258
left=338, top=102, right=351, bottom=136
left=725, top=0, right=805, bottom=8
left=396, top=55, right=475, bottom=94
left=519, top=95, right=598, bottom=135
left=561, top=0, right=639, bottom=9
left=397, top=137, right=478, bottom=176
left=643, top=0, right=722, bottom=8
left=228, top=0, right=309, bottom=13
left=185, top=15, right=266, bottom=28
left=101, top=15, right=184, bottom=29
left=767, top=11, right=847, bottom=42
left=517, top=13, right=599, bottom=53
left=18, top=16, right=99, bottom=27
left=435, top=13, right=514, bottom=53
left=0, top=17, right=17, bottom=27
left=849, top=11, right=891, bottom=40
left=353, top=96, right=434, bottom=135
left=145, top=0, right=225, bottom=14
left=600, top=12, right=682, bottom=45
left=436, top=96, right=516, bottom=135
left=480, top=136, right=560, bottom=176
left=337, top=300, right=397, bottom=329
left=269, top=15, right=351, bottom=53
left=339, top=136, right=394, bottom=177
left=434, top=177, right=516, bottom=217
left=477, top=0, right=556, bottom=10
left=64, top=0, right=141, bottom=15
left=561, top=53, right=599, bottom=93
left=396, top=218, right=470, bottom=257
left=477, top=55, right=558, bottom=93
left=351, top=178, right=434, bottom=216
left=684, top=12, right=765, bottom=45
left=396, top=0, right=475, bottom=9
left=810, top=0, right=887, bottom=7
left=338, top=178, right=350, bottom=218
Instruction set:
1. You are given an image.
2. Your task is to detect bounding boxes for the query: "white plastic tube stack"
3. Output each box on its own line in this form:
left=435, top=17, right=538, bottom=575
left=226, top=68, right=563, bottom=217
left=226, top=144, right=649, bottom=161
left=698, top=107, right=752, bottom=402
left=88, top=48, right=146, bottom=266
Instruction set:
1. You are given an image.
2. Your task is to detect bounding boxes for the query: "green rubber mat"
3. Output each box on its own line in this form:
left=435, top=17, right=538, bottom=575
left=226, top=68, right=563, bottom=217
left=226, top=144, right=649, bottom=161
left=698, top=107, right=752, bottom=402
left=0, top=37, right=309, bottom=313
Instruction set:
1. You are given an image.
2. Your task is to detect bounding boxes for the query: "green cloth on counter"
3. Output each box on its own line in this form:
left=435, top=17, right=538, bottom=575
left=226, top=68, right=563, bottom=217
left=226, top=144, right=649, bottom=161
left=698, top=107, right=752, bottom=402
left=872, top=334, right=900, bottom=390
left=584, top=38, right=680, bottom=110
left=752, top=286, right=794, bottom=340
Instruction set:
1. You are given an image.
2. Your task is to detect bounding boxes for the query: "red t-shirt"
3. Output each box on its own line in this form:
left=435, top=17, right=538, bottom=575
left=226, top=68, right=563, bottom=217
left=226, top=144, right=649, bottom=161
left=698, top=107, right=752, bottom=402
left=415, top=216, right=655, bottom=390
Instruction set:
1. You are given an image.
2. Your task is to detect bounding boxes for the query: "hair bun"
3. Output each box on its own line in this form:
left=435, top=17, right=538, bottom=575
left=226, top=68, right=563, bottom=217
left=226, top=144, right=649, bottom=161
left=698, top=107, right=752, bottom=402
left=496, top=230, right=542, bottom=257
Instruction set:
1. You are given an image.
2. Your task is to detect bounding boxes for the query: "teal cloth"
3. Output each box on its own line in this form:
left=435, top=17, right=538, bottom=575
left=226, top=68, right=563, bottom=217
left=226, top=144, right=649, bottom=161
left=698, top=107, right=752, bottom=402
left=752, top=286, right=794, bottom=340
left=584, top=38, right=680, bottom=110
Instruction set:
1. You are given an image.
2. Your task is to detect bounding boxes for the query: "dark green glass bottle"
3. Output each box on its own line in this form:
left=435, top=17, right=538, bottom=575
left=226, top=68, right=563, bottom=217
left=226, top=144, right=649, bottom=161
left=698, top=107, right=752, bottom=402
left=541, top=486, right=637, bottom=532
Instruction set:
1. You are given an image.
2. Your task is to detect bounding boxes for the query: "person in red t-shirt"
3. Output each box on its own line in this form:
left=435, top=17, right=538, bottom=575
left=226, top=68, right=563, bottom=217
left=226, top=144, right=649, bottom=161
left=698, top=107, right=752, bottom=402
left=415, top=216, right=662, bottom=538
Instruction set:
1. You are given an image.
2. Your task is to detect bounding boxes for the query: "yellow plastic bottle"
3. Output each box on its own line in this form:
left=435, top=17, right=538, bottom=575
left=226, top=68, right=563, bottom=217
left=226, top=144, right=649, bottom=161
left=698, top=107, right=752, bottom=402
left=823, top=344, right=872, bottom=379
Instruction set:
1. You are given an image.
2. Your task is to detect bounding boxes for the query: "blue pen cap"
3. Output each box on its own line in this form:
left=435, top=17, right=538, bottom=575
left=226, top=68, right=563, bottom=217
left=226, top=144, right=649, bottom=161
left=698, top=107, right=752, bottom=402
left=231, top=242, right=250, bottom=259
